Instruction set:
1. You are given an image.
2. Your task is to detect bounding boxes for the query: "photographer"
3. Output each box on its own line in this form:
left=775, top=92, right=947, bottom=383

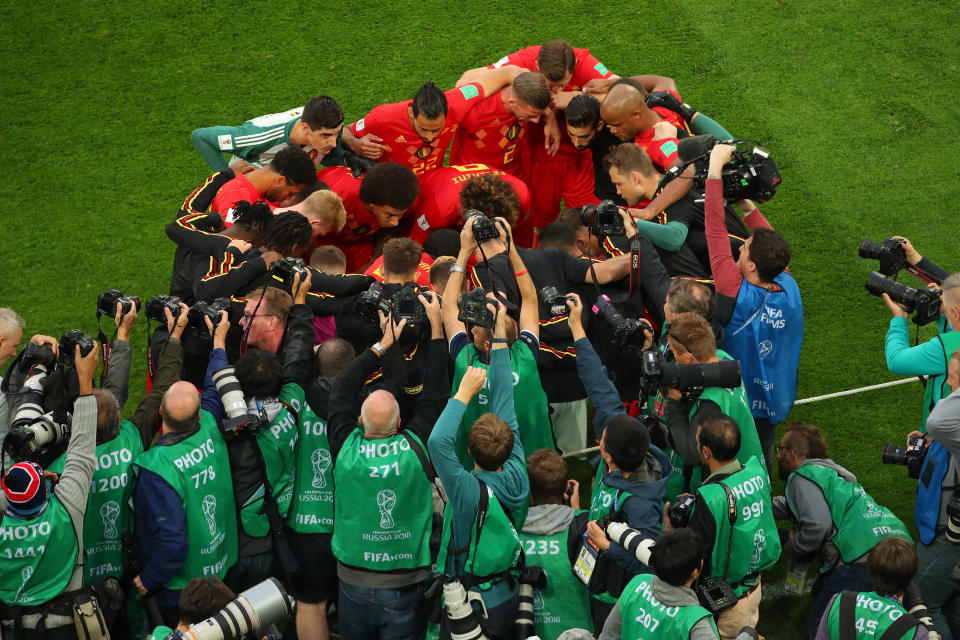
left=326, top=300, right=449, bottom=640
left=772, top=423, right=911, bottom=638
left=913, top=348, right=960, bottom=638
left=0, top=308, right=25, bottom=439
left=705, top=143, right=802, bottom=473
left=0, top=342, right=98, bottom=638
left=429, top=303, right=530, bottom=640
left=146, top=576, right=235, bottom=640
left=519, top=448, right=594, bottom=638
left=817, top=537, right=930, bottom=640
left=200, top=271, right=314, bottom=592
left=661, top=312, right=764, bottom=502
left=566, top=293, right=671, bottom=631
left=443, top=217, right=555, bottom=465
left=671, top=415, right=780, bottom=638
left=884, top=272, right=960, bottom=432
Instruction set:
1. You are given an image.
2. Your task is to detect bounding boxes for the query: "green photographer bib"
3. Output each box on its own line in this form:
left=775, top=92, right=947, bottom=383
left=285, top=396, right=334, bottom=534
left=133, top=411, right=238, bottom=590
left=696, top=456, right=781, bottom=595
left=619, top=574, right=717, bottom=640
left=788, top=462, right=911, bottom=563
left=332, top=429, right=433, bottom=571
left=48, top=420, right=143, bottom=585
left=0, top=495, right=77, bottom=605
left=826, top=591, right=917, bottom=640
left=919, top=330, right=960, bottom=433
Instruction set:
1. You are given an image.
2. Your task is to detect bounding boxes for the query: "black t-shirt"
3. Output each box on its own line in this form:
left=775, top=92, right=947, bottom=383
left=589, top=127, right=627, bottom=206
left=662, top=189, right=748, bottom=276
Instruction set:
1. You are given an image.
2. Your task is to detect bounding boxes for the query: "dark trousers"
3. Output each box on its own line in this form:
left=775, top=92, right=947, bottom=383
left=754, top=417, right=776, bottom=477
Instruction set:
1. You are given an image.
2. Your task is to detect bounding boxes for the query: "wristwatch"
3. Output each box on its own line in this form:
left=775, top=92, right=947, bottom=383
left=370, top=342, right=384, bottom=356
left=449, top=264, right=466, bottom=274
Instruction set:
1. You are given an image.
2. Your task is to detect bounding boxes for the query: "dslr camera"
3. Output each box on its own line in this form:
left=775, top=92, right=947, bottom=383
left=668, top=494, right=697, bottom=528
left=58, top=329, right=95, bottom=366
left=164, top=577, right=293, bottom=640
left=580, top=199, right=625, bottom=236
left=390, top=283, right=431, bottom=329
left=3, top=353, right=73, bottom=463
left=457, top=288, right=496, bottom=329
left=592, top=295, right=651, bottom=351
left=859, top=238, right=908, bottom=276
left=353, top=282, right=392, bottom=326
left=864, top=271, right=941, bottom=326
left=539, top=286, right=574, bottom=317
left=96, top=289, right=141, bottom=318
left=145, top=295, right=183, bottom=323
left=673, top=135, right=781, bottom=203
left=638, top=350, right=742, bottom=397
left=187, top=298, right=231, bottom=336
left=881, top=435, right=929, bottom=479
left=467, top=209, right=500, bottom=243
left=270, top=257, right=308, bottom=292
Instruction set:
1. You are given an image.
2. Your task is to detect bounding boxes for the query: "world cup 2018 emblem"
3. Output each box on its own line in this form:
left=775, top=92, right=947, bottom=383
left=376, top=489, right=397, bottom=529
left=311, top=448, right=331, bottom=489
left=202, top=494, right=218, bottom=536
left=100, top=500, right=121, bottom=539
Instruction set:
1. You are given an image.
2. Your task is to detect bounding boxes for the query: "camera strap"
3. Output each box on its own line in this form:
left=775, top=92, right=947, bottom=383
left=401, top=430, right=444, bottom=505
left=94, top=315, right=114, bottom=387
left=718, top=483, right=737, bottom=582
left=145, top=321, right=156, bottom=393
left=248, top=433, right=299, bottom=580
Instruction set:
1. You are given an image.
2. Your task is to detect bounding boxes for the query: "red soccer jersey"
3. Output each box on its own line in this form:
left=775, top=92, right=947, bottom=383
left=364, top=253, right=434, bottom=287
left=407, top=163, right=532, bottom=245
left=210, top=174, right=273, bottom=225
left=351, top=83, right=485, bottom=176
left=449, top=89, right=527, bottom=176
left=315, top=166, right=386, bottom=272
left=488, top=45, right=614, bottom=92
left=633, top=91, right=691, bottom=171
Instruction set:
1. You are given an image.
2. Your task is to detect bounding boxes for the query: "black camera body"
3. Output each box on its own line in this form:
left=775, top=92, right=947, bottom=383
left=639, top=350, right=743, bottom=397
left=145, top=295, right=183, bottom=323
left=881, top=435, right=929, bottom=479
left=696, top=576, right=739, bottom=615
left=539, top=286, right=573, bottom=317
left=97, top=289, right=141, bottom=318
left=865, top=271, right=941, bottom=326
left=390, top=283, right=429, bottom=327
left=592, top=295, right=651, bottom=351
left=668, top=494, right=697, bottom=528
left=353, top=282, right=392, bottom=326
left=859, top=238, right=908, bottom=276
left=4, top=415, right=71, bottom=463
left=595, top=509, right=626, bottom=532
left=187, top=298, right=231, bottom=336
left=681, top=136, right=781, bottom=203
left=270, top=257, right=308, bottom=291
left=457, top=288, right=495, bottom=329
left=467, top=209, right=500, bottom=243
left=580, top=199, right=625, bottom=237
left=58, top=330, right=95, bottom=366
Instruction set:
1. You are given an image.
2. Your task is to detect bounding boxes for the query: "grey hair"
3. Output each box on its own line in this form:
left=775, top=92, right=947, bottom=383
left=0, top=308, right=25, bottom=336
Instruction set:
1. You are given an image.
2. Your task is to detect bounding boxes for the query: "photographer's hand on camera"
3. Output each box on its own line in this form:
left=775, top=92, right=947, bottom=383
left=587, top=520, right=611, bottom=551
left=890, top=236, right=923, bottom=266
left=418, top=292, right=443, bottom=339
left=882, top=292, right=910, bottom=319
left=291, top=269, right=312, bottom=305
left=708, top=143, right=737, bottom=176
left=115, top=301, right=138, bottom=342
left=74, top=342, right=100, bottom=396
left=205, top=310, right=230, bottom=351
left=565, top=293, right=587, bottom=341
left=29, top=333, right=59, bottom=357
left=618, top=207, right=637, bottom=239
left=166, top=302, right=190, bottom=341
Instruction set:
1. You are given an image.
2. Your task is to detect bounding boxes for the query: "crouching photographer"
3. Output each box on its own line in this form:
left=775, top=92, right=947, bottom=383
left=665, top=415, right=781, bottom=639
left=0, top=343, right=100, bottom=639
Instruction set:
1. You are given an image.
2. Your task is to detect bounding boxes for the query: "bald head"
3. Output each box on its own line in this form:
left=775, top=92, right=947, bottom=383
left=161, top=381, right=201, bottom=433
left=601, top=82, right=649, bottom=141
left=360, top=390, right=400, bottom=437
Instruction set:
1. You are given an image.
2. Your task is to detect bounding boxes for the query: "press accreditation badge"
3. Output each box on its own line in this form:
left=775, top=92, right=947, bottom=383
left=573, top=537, right=600, bottom=587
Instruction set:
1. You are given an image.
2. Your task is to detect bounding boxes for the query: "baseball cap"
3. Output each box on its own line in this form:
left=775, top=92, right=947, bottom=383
left=2, top=461, right=48, bottom=516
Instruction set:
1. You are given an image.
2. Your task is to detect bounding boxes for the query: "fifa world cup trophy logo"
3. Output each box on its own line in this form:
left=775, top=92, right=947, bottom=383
left=100, top=500, right=121, bottom=539
left=311, top=448, right=331, bottom=489
left=751, top=528, right=767, bottom=567
left=376, top=489, right=397, bottom=529
left=21, top=566, right=33, bottom=588
left=202, top=494, right=218, bottom=537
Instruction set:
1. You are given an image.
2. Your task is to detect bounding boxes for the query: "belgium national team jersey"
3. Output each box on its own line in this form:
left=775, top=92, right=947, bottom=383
left=351, top=83, right=485, bottom=176
left=487, top=45, right=614, bottom=92
left=449, top=90, right=526, bottom=176
left=634, top=91, right=692, bottom=171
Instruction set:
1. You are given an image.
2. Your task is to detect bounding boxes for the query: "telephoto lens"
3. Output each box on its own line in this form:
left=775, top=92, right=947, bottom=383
left=180, top=577, right=293, bottom=640
left=442, top=579, right=488, bottom=640
left=5, top=413, right=71, bottom=462
left=606, top=522, right=656, bottom=566
left=512, top=566, right=547, bottom=639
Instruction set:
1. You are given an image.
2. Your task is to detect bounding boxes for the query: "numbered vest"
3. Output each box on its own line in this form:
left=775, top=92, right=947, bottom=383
left=0, top=495, right=77, bottom=605
left=696, top=457, right=781, bottom=595
left=519, top=521, right=593, bottom=638
left=48, top=420, right=143, bottom=585
left=788, top=462, right=911, bottom=563
left=133, top=411, right=238, bottom=590
left=332, top=430, right=433, bottom=571
left=437, top=483, right=522, bottom=587
left=589, top=476, right=638, bottom=523
left=286, top=396, right=334, bottom=534
left=451, top=341, right=553, bottom=469
left=919, top=330, right=960, bottom=432
left=666, top=350, right=763, bottom=501
left=618, top=574, right=717, bottom=640
left=825, top=591, right=917, bottom=640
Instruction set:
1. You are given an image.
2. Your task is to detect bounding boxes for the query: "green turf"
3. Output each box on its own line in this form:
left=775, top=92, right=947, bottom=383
left=2, top=1, right=958, bottom=637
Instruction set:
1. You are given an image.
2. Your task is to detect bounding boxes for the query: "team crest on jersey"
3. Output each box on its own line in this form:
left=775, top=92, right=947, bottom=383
left=506, top=124, right=521, bottom=141
left=356, top=118, right=366, bottom=131
left=415, top=146, right=433, bottom=159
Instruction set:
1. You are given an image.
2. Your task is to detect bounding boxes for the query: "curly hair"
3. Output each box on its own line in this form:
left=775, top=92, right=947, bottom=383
left=459, top=174, right=520, bottom=227
left=230, top=200, right=274, bottom=234
left=270, top=146, right=318, bottom=187
left=262, top=211, right=311, bottom=255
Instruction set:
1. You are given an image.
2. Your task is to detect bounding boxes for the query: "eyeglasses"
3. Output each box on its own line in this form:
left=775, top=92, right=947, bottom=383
left=775, top=445, right=793, bottom=455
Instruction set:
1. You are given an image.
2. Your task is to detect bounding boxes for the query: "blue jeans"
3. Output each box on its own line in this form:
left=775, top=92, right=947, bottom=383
left=806, top=562, right=872, bottom=639
left=337, top=579, right=426, bottom=640
left=916, top=534, right=960, bottom=640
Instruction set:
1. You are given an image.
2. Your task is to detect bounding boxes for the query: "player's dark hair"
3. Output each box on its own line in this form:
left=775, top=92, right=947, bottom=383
left=566, top=93, right=602, bottom=129
left=178, top=577, right=236, bottom=626
left=868, top=537, right=918, bottom=596
left=536, top=39, right=576, bottom=81
left=302, top=96, right=344, bottom=130
left=748, top=228, right=791, bottom=283
left=603, top=143, right=658, bottom=178
left=697, top=414, right=741, bottom=462
left=231, top=200, right=274, bottom=234
left=604, top=414, right=650, bottom=471
left=270, top=146, right=319, bottom=187
left=412, top=81, right=448, bottom=120
left=650, top=529, right=703, bottom=586
left=538, top=221, right=578, bottom=250
left=557, top=207, right=587, bottom=232
left=783, top=422, right=830, bottom=460
left=358, top=162, right=419, bottom=208
left=262, top=211, right=312, bottom=256
left=610, top=76, right=648, bottom=98
left=526, top=448, right=569, bottom=506
left=382, top=238, right=423, bottom=278
left=512, top=72, right=551, bottom=110
left=459, top=174, right=520, bottom=227
left=423, top=228, right=460, bottom=258
left=235, top=348, right=284, bottom=400
left=316, top=338, right=356, bottom=379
